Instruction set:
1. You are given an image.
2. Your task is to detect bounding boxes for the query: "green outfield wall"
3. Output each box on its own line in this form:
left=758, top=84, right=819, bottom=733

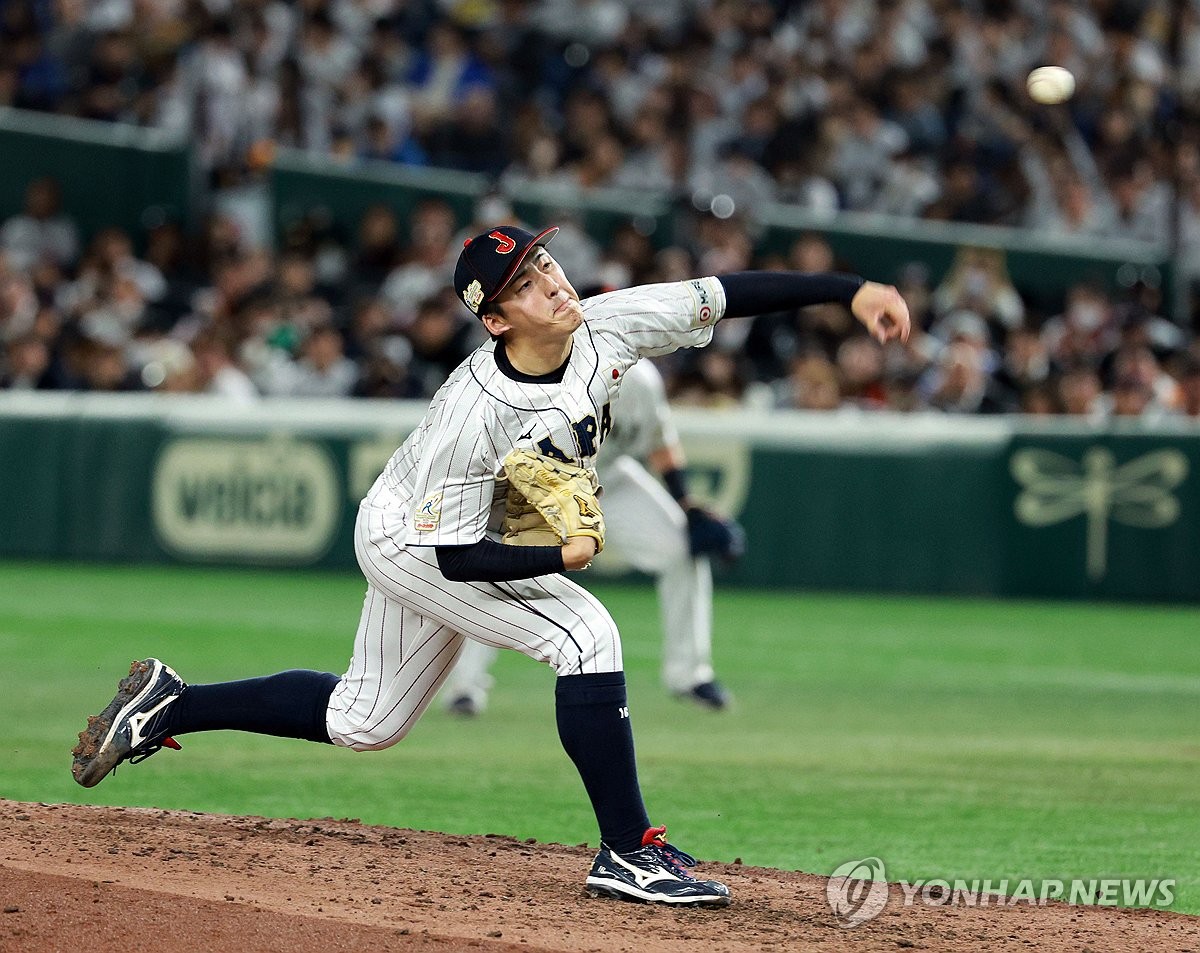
left=1, top=394, right=1197, bottom=601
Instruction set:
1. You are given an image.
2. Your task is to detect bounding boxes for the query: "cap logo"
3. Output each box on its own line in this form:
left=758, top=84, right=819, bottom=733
left=463, top=279, right=485, bottom=313
left=489, top=230, right=517, bottom=254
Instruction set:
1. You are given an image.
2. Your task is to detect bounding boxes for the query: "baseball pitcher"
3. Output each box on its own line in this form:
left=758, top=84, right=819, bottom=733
left=72, top=223, right=910, bottom=907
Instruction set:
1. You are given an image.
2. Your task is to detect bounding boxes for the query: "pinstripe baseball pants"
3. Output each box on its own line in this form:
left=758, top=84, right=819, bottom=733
left=326, top=496, right=623, bottom=750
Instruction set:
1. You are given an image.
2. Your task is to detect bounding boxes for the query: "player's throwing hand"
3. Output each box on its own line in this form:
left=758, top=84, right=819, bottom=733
left=850, top=282, right=911, bottom=344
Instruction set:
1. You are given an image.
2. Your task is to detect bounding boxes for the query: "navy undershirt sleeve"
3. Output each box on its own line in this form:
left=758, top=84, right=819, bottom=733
left=436, top=538, right=564, bottom=582
left=718, top=271, right=865, bottom=318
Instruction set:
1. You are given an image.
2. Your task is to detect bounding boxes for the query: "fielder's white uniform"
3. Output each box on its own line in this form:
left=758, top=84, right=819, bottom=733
left=442, top=359, right=715, bottom=711
left=326, top=278, right=726, bottom=750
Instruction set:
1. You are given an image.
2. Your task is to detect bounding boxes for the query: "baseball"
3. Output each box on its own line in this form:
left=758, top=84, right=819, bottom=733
left=1026, top=65, right=1075, bottom=104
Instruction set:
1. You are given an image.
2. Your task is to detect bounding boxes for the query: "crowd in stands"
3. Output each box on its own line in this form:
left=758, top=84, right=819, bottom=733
left=2, top=177, right=1198, bottom=420
left=2, top=0, right=1199, bottom=417
left=2, top=0, right=1199, bottom=252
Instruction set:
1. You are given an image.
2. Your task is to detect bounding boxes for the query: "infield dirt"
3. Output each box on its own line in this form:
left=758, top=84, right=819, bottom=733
left=0, top=799, right=1194, bottom=952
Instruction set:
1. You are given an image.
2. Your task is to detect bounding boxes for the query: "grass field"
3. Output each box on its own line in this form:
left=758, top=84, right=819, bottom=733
left=2, top=561, right=1196, bottom=914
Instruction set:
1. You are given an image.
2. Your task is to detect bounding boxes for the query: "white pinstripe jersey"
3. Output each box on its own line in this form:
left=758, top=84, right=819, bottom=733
left=367, top=277, right=727, bottom=547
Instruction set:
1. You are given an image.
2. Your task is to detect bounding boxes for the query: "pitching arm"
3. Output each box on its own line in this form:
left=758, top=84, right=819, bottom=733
left=718, top=272, right=911, bottom=344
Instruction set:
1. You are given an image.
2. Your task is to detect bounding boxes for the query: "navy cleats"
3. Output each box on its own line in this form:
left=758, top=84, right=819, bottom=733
left=678, top=680, right=731, bottom=711
left=585, top=826, right=732, bottom=907
left=72, top=658, right=185, bottom=788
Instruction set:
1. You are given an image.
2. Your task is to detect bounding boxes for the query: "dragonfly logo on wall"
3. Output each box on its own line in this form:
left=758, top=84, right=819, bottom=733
left=1010, top=447, right=1189, bottom=581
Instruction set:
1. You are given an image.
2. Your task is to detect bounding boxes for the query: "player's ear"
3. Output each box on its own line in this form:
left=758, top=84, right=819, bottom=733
left=480, top=307, right=511, bottom=338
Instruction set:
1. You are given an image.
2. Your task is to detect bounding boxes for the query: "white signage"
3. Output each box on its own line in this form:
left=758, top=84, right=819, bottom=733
left=152, top=436, right=340, bottom=561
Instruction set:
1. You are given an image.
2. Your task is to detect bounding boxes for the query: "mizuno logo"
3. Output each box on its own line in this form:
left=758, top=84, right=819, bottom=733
left=519, top=427, right=535, bottom=440
left=129, top=696, right=176, bottom=747
left=612, top=852, right=677, bottom=888
left=575, top=495, right=596, bottom=518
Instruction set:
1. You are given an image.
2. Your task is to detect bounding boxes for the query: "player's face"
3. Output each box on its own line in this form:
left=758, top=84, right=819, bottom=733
left=487, top=250, right=583, bottom=340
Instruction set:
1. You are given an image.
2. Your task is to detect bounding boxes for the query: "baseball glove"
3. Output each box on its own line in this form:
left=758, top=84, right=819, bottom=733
left=685, top=506, right=746, bottom=562
left=501, top=449, right=605, bottom=552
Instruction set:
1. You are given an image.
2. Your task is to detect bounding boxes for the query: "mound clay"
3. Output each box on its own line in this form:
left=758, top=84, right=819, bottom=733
left=0, top=799, right=1194, bottom=952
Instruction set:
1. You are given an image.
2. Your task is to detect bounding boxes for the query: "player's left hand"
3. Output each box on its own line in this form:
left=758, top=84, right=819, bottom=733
left=685, top=507, right=746, bottom=562
left=850, top=281, right=911, bottom=345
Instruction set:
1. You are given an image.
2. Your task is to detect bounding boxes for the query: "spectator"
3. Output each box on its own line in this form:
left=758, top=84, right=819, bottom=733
left=1106, top=374, right=1157, bottom=420
left=924, top=340, right=1013, bottom=414
left=886, top=71, right=946, bottom=158
left=825, top=96, right=908, bottom=210
left=557, top=134, right=626, bottom=190
left=872, top=148, right=942, bottom=218
left=1041, top=283, right=1119, bottom=369
left=1, top=332, right=52, bottom=389
left=835, top=335, right=887, bottom=409
left=407, top=22, right=492, bottom=131
left=264, top=323, right=358, bottom=397
left=380, top=199, right=457, bottom=321
left=183, top=20, right=249, bottom=170
left=1103, top=156, right=1171, bottom=244
left=349, top=204, right=404, bottom=299
left=922, top=156, right=998, bottom=223
left=1171, top=353, right=1200, bottom=417
left=425, top=85, right=507, bottom=176
left=781, top=352, right=843, bottom=412
left=1019, top=381, right=1061, bottom=415
left=1106, top=343, right=1175, bottom=411
left=689, top=139, right=778, bottom=220
left=191, top=329, right=259, bottom=402
left=73, top=312, right=140, bottom=392
left=0, top=178, right=79, bottom=271
left=995, top=325, right=1052, bottom=397
left=669, top=349, right=745, bottom=408
left=931, top=246, right=1025, bottom=339
left=297, top=10, right=359, bottom=93
left=405, top=293, right=480, bottom=397
left=360, top=112, right=427, bottom=167
left=1057, top=363, right=1104, bottom=420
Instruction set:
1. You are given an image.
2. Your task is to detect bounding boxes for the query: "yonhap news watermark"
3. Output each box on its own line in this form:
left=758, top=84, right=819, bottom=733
left=826, top=857, right=1176, bottom=928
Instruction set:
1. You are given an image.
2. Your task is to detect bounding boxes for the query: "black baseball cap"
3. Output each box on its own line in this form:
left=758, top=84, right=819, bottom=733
left=454, top=224, right=559, bottom=316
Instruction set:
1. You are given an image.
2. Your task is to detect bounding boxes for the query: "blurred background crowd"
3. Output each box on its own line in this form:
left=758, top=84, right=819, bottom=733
left=2, top=0, right=1200, bottom=419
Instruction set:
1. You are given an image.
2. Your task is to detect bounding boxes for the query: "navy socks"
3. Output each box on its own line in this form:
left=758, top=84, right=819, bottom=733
left=168, top=668, right=650, bottom=851
left=555, top=671, right=650, bottom=854
left=167, top=670, right=339, bottom=744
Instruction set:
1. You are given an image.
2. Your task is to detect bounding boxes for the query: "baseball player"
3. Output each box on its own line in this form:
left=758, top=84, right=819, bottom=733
left=72, top=224, right=910, bottom=907
left=442, top=357, right=744, bottom=717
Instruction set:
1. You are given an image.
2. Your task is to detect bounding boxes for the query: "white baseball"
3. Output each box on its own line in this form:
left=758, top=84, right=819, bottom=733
left=1026, top=66, right=1075, bottom=105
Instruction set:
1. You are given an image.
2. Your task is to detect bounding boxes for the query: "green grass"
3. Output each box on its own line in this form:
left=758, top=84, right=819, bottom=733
left=2, top=561, right=1197, bottom=913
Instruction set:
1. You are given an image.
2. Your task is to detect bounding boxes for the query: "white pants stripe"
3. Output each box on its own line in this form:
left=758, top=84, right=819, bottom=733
left=326, top=498, right=622, bottom=750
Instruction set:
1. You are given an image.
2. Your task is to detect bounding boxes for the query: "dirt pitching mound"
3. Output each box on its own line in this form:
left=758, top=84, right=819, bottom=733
left=0, top=800, right=1193, bottom=952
